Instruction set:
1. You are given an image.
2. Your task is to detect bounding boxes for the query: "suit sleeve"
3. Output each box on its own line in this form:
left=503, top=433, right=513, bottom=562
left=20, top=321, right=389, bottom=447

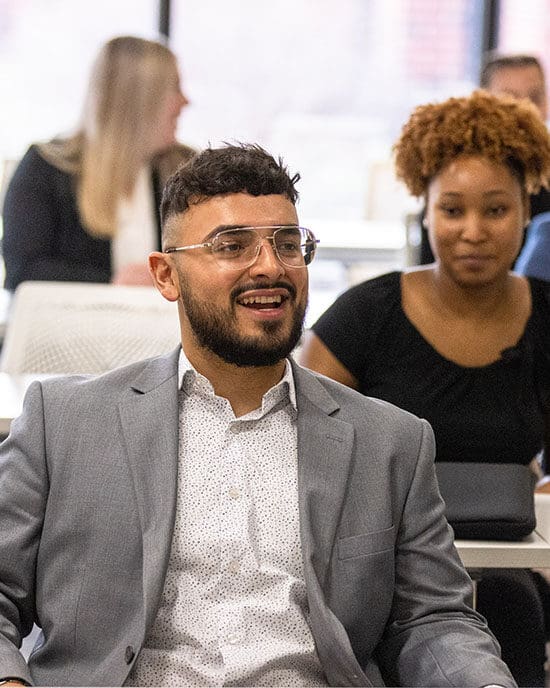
left=0, top=382, right=48, bottom=684
left=2, top=146, right=110, bottom=290
left=376, top=420, right=516, bottom=687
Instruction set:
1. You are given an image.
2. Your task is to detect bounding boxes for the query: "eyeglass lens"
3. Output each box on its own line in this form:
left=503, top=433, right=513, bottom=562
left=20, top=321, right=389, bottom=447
left=211, top=227, right=315, bottom=268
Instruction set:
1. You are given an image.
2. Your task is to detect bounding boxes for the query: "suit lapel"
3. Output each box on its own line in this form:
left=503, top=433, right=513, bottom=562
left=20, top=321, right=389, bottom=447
left=292, top=362, right=372, bottom=686
left=118, top=348, right=180, bottom=631
left=292, top=362, right=355, bottom=588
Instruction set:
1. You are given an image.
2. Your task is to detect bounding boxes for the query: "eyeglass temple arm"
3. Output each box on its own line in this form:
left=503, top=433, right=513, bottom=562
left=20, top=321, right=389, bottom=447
left=164, top=242, right=212, bottom=254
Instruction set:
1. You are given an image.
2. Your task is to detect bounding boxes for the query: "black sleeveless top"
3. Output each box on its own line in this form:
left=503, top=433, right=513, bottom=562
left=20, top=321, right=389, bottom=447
left=312, top=272, right=550, bottom=464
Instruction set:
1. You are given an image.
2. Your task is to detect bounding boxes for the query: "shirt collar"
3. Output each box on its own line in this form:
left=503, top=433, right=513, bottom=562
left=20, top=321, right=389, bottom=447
left=178, top=348, right=297, bottom=411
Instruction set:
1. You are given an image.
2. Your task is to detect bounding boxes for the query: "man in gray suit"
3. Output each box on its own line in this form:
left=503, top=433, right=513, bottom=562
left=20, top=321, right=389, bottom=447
left=0, top=144, right=515, bottom=687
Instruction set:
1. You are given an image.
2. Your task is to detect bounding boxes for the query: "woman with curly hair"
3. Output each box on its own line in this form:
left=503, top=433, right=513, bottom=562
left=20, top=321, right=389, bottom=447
left=2, top=35, right=195, bottom=290
left=300, top=90, right=550, bottom=686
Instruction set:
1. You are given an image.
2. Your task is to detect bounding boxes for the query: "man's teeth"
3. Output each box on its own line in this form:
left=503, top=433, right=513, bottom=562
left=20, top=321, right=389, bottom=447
left=240, top=295, right=282, bottom=305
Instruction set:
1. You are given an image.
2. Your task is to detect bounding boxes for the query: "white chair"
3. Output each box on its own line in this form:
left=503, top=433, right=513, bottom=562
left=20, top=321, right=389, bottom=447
left=0, top=281, right=180, bottom=374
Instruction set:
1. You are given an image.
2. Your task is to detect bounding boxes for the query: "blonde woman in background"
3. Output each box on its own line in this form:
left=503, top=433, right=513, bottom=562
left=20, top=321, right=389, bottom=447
left=2, top=35, right=195, bottom=290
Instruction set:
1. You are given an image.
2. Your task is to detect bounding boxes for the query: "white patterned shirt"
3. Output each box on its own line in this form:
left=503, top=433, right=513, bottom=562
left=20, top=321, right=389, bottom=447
left=125, top=352, right=327, bottom=686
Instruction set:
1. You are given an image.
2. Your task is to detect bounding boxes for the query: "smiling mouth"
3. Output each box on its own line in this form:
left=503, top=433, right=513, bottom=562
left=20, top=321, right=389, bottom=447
left=237, top=295, right=285, bottom=309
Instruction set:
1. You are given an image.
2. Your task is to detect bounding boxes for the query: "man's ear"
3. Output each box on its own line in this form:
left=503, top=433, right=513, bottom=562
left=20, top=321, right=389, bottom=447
left=149, top=252, right=180, bottom=302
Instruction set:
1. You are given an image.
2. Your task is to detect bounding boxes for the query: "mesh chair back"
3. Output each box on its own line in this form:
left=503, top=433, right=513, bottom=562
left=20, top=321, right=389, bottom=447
left=0, top=281, right=181, bottom=374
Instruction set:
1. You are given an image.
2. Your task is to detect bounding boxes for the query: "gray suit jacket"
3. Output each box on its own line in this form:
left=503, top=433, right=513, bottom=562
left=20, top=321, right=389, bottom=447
left=0, top=349, right=515, bottom=687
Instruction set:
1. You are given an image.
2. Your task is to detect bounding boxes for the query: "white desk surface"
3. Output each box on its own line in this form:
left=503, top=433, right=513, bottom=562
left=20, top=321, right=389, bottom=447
left=455, top=530, right=550, bottom=569
left=455, top=493, right=550, bottom=569
left=310, top=219, right=407, bottom=263
left=0, top=372, right=54, bottom=435
left=307, top=218, right=406, bottom=251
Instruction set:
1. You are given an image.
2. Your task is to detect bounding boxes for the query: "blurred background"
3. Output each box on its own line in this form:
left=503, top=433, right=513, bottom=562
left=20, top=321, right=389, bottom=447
left=1, top=0, right=549, bottom=323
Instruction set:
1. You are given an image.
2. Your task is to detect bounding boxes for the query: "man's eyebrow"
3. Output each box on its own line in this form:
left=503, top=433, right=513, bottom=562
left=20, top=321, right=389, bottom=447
left=202, top=223, right=299, bottom=242
left=203, top=224, right=248, bottom=241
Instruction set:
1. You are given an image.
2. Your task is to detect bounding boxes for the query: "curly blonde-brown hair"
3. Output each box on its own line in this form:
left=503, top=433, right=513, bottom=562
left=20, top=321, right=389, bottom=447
left=393, top=90, right=550, bottom=197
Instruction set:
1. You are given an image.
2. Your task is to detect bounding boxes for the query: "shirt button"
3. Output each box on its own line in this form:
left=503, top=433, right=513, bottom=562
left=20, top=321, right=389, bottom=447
left=125, top=645, right=135, bottom=664
left=227, top=633, right=240, bottom=644
left=228, top=559, right=240, bottom=574
left=228, top=486, right=240, bottom=500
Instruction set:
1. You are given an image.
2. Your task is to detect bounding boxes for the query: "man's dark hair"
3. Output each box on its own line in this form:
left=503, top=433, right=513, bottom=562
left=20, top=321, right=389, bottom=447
left=480, top=52, right=545, bottom=88
left=160, top=143, right=300, bottom=234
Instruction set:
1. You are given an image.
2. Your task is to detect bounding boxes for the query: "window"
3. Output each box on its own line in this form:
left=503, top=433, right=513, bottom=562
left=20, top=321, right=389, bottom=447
left=0, top=0, right=486, bottom=308
left=171, top=0, right=483, bottom=222
left=0, top=0, right=158, bottom=161
left=498, top=0, right=550, bottom=90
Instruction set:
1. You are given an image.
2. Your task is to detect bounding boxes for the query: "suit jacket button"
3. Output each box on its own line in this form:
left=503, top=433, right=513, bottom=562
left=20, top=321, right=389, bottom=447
left=125, top=645, right=135, bottom=664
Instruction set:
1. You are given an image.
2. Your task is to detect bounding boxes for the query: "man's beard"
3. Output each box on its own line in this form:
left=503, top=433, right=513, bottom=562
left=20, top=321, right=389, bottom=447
left=178, top=275, right=306, bottom=367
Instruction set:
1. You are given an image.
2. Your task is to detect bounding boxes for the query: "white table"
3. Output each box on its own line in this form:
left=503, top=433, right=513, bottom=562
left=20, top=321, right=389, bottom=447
left=308, top=218, right=408, bottom=266
left=0, top=372, right=54, bottom=435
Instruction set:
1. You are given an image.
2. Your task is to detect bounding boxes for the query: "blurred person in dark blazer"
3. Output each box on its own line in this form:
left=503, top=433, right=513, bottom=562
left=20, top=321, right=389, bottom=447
left=2, top=35, right=195, bottom=290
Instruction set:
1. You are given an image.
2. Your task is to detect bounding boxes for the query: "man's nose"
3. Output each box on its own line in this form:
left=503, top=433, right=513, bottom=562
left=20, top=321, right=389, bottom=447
left=249, top=239, right=285, bottom=278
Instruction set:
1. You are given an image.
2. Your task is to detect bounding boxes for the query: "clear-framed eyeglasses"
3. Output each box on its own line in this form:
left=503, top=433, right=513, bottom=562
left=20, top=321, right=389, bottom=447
left=164, top=225, right=319, bottom=270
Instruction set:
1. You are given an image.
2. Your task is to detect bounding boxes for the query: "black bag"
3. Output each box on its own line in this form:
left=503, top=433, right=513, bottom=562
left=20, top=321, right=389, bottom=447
left=435, top=462, right=536, bottom=540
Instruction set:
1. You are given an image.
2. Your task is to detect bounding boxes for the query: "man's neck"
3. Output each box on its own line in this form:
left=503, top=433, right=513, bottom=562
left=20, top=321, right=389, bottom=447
left=184, top=347, right=287, bottom=417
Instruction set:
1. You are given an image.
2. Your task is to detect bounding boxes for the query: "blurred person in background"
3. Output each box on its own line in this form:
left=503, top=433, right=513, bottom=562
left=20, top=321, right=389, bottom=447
left=480, top=52, right=547, bottom=120
left=498, top=56, right=550, bottom=282
left=2, top=35, right=195, bottom=290
left=515, top=210, right=550, bottom=281
left=419, top=52, right=550, bottom=264
left=301, top=90, right=550, bottom=686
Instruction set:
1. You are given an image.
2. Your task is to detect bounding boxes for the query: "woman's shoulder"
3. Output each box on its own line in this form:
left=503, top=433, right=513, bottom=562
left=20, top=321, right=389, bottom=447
left=314, top=271, right=402, bottom=328
left=310, top=271, right=406, bottom=383
left=526, top=277, right=550, bottom=372
left=153, top=142, right=197, bottom=183
left=528, top=275, right=550, bottom=311
left=27, top=138, right=81, bottom=176
left=161, top=141, right=197, bottom=161
left=342, top=270, right=402, bottom=303
left=16, top=143, right=56, bottom=171
left=7, top=141, right=75, bottom=192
